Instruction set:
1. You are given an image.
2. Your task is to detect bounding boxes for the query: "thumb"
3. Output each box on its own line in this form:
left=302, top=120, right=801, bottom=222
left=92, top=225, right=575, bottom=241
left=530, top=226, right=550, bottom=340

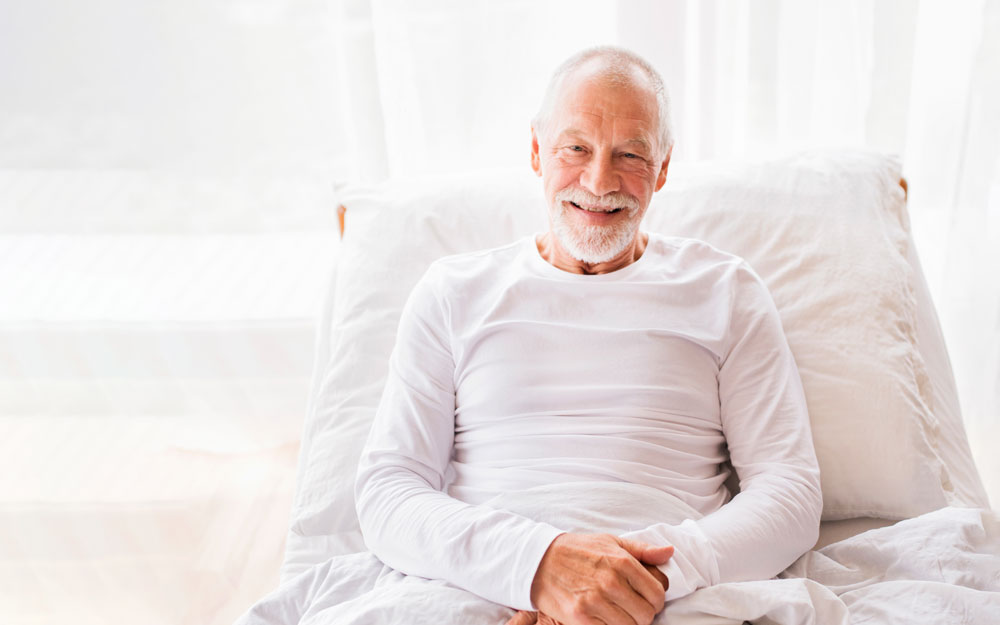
left=618, top=537, right=675, bottom=565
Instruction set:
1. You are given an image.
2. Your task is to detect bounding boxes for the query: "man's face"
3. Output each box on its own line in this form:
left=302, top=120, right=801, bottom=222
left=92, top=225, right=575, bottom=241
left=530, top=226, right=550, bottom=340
left=531, top=69, right=670, bottom=264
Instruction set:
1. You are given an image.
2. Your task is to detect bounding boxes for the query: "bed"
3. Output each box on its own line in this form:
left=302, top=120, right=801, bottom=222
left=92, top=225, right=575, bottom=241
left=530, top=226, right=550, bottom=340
left=240, top=150, right=999, bottom=624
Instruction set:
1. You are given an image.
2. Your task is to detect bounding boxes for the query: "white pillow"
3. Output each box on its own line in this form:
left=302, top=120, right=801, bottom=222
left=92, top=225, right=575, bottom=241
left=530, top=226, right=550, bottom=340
left=641, top=151, right=986, bottom=519
left=281, top=152, right=988, bottom=580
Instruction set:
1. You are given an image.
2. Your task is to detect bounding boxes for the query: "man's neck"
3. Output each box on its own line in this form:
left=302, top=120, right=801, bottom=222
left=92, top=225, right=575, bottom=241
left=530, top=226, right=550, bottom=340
left=536, top=231, right=649, bottom=275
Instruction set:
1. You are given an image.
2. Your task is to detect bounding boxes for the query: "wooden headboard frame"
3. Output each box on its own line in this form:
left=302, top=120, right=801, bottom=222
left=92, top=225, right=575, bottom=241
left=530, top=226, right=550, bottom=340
left=334, top=178, right=909, bottom=240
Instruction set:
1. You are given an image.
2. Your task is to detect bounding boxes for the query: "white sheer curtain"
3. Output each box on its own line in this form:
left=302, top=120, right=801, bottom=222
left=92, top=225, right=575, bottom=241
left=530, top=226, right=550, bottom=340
left=1, top=4, right=343, bottom=623
left=334, top=0, right=1000, bottom=500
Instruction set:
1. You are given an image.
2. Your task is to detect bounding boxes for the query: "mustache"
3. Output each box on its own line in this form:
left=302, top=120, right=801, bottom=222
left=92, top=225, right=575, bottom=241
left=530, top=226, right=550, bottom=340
left=554, top=187, right=640, bottom=214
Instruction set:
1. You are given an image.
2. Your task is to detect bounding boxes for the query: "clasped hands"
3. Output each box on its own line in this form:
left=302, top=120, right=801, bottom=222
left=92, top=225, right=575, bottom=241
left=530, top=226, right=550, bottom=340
left=505, top=533, right=673, bottom=625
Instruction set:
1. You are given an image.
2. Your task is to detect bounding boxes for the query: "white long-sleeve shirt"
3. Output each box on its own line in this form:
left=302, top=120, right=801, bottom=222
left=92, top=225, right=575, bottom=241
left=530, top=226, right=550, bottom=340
left=355, top=233, right=822, bottom=611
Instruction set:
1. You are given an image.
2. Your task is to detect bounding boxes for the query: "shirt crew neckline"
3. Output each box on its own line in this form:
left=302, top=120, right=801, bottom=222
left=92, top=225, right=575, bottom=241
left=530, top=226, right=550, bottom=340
left=525, top=232, right=655, bottom=281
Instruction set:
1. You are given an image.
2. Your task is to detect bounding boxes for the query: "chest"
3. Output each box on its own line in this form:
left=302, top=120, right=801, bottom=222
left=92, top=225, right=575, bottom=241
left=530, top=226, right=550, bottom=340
left=451, top=281, right=726, bottom=429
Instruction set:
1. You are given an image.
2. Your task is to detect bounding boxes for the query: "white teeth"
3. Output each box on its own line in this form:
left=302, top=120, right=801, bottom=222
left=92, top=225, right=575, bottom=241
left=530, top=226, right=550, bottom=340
left=568, top=200, right=621, bottom=214
left=574, top=203, right=615, bottom=213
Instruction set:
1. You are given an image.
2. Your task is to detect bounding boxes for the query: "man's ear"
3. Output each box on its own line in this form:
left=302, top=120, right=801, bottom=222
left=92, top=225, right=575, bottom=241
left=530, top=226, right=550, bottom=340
left=530, top=127, right=542, bottom=177
left=654, top=144, right=673, bottom=192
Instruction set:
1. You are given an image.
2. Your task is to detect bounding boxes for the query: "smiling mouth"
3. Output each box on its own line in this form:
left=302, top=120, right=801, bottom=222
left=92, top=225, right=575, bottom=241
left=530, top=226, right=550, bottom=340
left=569, top=201, right=623, bottom=214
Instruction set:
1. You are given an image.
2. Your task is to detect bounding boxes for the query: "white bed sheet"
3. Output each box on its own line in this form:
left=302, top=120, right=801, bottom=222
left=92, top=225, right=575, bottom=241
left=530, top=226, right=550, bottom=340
left=241, top=484, right=1000, bottom=624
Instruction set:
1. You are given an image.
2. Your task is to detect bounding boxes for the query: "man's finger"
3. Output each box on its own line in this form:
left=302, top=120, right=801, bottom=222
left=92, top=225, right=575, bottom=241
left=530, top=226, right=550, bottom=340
left=644, top=564, right=669, bottom=592
left=593, top=593, right=645, bottom=625
left=619, top=555, right=667, bottom=615
left=617, top=538, right=674, bottom=566
left=504, top=610, right=539, bottom=625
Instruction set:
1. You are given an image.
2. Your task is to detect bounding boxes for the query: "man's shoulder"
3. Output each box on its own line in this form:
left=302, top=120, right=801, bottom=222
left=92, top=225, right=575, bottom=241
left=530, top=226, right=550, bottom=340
left=429, top=237, right=526, bottom=273
left=646, top=233, right=750, bottom=274
left=649, top=234, right=777, bottom=330
left=647, top=234, right=771, bottom=307
left=417, top=237, right=528, bottom=295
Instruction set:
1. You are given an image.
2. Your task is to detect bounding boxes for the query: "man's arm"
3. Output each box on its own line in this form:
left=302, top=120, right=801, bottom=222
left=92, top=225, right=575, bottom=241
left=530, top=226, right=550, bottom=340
left=355, top=265, right=561, bottom=609
left=620, top=261, right=823, bottom=600
left=355, top=265, right=670, bottom=619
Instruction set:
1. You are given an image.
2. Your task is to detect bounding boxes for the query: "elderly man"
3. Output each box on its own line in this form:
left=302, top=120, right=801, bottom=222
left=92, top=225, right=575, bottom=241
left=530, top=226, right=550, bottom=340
left=353, top=46, right=821, bottom=625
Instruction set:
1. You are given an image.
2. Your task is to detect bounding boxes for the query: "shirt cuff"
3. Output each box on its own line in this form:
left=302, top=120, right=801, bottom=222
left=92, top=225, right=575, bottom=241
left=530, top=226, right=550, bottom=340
left=622, top=518, right=720, bottom=602
left=511, top=524, right=566, bottom=611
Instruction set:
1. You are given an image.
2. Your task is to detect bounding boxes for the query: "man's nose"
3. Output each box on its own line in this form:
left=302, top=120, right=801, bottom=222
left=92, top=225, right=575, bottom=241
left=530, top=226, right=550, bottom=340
left=579, top=154, right=620, bottom=197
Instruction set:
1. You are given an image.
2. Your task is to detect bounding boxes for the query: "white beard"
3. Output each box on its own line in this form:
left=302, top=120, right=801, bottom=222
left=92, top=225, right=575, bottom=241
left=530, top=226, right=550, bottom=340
left=550, top=187, right=642, bottom=264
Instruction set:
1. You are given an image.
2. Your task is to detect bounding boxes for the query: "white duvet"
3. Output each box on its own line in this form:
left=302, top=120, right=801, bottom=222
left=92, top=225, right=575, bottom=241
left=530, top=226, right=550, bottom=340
left=238, top=483, right=1000, bottom=624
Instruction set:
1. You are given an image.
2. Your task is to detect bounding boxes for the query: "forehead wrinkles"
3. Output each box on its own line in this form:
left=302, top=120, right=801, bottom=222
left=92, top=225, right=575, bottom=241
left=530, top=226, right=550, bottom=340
left=550, top=78, right=658, bottom=147
left=557, top=112, right=656, bottom=151
left=562, top=91, right=656, bottom=123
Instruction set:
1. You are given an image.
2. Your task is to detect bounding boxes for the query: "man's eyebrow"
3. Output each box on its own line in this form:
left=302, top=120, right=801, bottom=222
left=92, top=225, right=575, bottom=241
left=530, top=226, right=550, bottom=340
left=556, top=128, right=587, bottom=142
left=622, top=138, right=652, bottom=152
left=556, top=130, right=652, bottom=152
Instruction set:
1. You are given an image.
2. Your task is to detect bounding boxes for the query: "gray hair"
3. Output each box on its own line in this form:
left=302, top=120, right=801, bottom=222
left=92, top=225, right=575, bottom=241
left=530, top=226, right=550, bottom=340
left=532, top=46, right=674, bottom=157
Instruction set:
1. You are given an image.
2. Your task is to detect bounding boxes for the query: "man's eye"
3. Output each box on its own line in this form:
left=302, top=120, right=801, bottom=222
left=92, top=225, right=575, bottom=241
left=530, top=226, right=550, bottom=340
left=569, top=145, right=584, bottom=152
left=622, top=153, right=639, bottom=159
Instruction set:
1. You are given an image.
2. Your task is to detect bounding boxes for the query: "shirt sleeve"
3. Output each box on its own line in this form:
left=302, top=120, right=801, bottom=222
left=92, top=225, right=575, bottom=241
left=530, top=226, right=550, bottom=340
left=354, top=265, right=564, bottom=611
left=621, top=261, right=823, bottom=601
